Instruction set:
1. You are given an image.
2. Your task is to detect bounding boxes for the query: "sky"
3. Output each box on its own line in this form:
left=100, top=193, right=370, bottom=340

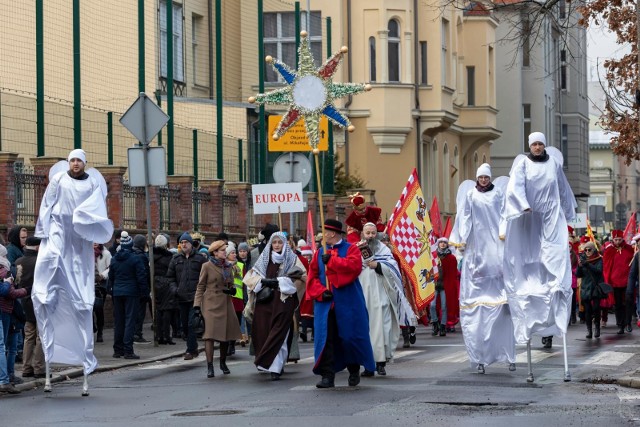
left=586, top=22, right=631, bottom=83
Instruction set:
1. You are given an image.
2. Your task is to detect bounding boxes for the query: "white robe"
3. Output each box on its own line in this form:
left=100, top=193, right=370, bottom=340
left=501, top=154, right=576, bottom=344
left=451, top=186, right=516, bottom=367
left=32, top=170, right=113, bottom=375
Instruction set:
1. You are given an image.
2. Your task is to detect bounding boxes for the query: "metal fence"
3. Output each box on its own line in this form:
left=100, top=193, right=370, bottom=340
left=222, top=189, right=239, bottom=233
left=13, top=163, right=47, bottom=227
left=159, top=185, right=181, bottom=231
left=122, top=182, right=145, bottom=230
left=192, top=186, right=211, bottom=232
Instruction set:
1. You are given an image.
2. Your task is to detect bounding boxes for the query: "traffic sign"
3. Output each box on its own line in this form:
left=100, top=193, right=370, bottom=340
left=273, top=153, right=312, bottom=188
left=268, top=115, right=329, bottom=152
left=120, top=92, right=169, bottom=145
left=127, top=146, right=167, bottom=187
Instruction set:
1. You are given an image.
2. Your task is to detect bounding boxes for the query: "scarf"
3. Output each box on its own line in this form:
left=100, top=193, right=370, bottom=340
left=210, top=257, right=232, bottom=281
left=475, top=182, right=494, bottom=193
left=251, top=231, right=297, bottom=278
left=528, top=150, right=549, bottom=162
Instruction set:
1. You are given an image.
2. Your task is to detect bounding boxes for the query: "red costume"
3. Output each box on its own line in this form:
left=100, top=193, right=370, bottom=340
left=437, top=251, right=460, bottom=329
left=603, top=230, right=635, bottom=331
left=345, top=192, right=385, bottom=244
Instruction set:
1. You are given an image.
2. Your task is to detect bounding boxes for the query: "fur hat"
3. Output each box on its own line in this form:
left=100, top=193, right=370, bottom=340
left=528, top=131, right=546, bottom=147
left=436, top=237, right=449, bottom=245
left=299, top=245, right=313, bottom=256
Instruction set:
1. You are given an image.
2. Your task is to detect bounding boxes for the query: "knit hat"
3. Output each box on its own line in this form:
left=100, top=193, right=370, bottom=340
left=133, top=234, right=147, bottom=250
left=155, top=234, right=168, bottom=249
left=226, top=243, right=237, bottom=257
left=528, top=132, right=546, bottom=147
left=25, top=236, right=41, bottom=247
left=0, top=255, right=9, bottom=271
left=300, top=245, right=313, bottom=256
left=476, top=163, right=491, bottom=178
left=583, top=241, right=597, bottom=251
left=297, top=239, right=307, bottom=248
left=179, top=232, right=193, bottom=244
left=67, top=148, right=87, bottom=164
left=119, top=231, right=133, bottom=249
left=238, top=242, right=250, bottom=252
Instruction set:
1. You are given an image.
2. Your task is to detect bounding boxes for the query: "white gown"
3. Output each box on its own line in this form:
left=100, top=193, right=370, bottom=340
left=32, top=169, right=113, bottom=375
left=501, top=153, right=576, bottom=344
left=451, top=185, right=516, bottom=367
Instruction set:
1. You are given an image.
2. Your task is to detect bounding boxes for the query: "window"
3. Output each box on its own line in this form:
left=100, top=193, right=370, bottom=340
left=192, top=14, right=201, bottom=85
left=388, top=19, right=400, bottom=82
left=369, top=37, right=377, bottom=82
left=559, top=0, right=566, bottom=20
left=522, top=17, right=530, bottom=67
left=560, top=49, right=567, bottom=90
left=466, top=66, right=475, bottom=106
left=264, top=11, right=322, bottom=83
left=441, top=20, right=449, bottom=85
left=420, top=41, right=428, bottom=84
left=561, top=124, right=569, bottom=168
left=159, top=1, right=184, bottom=82
left=523, top=104, right=531, bottom=152
left=443, top=143, right=450, bottom=207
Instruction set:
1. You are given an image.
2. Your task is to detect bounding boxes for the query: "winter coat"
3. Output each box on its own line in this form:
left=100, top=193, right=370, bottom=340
left=167, top=251, right=207, bottom=303
left=15, top=248, right=38, bottom=323
left=108, top=248, right=149, bottom=298
left=154, top=247, right=177, bottom=311
left=132, top=247, right=151, bottom=299
left=193, top=259, right=241, bottom=341
left=576, top=257, right=604, bottom=301
left=6, top=226, right=24, bottom=275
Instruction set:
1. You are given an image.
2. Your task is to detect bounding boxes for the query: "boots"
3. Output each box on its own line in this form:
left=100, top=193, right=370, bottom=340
left=409, top=326, right=417, bottom=344
left=586, top=323, right=593, bottom=339
left=439, top=324, right=446, bottom=337
left=594, top=322, right=601, bottom=338
left=207, top=362, right=215, bottom=378
left=401, top=328, right=411, bottom=348
left=227, top=341, right=236, bottom=356
left=432, top=321, right=440, bottom=336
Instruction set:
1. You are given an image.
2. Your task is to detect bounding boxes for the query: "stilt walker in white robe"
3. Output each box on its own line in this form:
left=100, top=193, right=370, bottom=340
left=500, top=132, right=576, bottom=382
left=32, top=149, right=113, bottom=396
left=450, top=164, right=516, bottom=374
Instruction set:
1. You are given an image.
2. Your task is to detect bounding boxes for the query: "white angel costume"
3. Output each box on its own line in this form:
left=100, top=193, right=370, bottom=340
left=32, top=151, right=114, bottom=375
left=450, top=167, right=516, bottom=368
left=500, top=143, right=576, bottom=344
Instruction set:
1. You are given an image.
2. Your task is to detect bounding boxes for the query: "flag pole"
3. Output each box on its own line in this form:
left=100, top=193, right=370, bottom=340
left=313, top=148, right=330, bottom=290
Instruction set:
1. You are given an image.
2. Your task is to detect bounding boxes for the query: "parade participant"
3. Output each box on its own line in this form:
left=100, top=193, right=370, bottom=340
left=576, top=242, right=604, bottom=339
left=602, top=229, right=634, bottom=334
left=193, top=240, right=241, bottom=378
left=501, top=132, right=576, bottom=361
left=450, top=163, right=516, bottom=374
left=243, top=232, right=306, bottom=380
left=430, top=238, right=458, bottom=337
left=298, top=243, right=314, bottom=342
left=306, top=219, right=375, bottom=388
left=345, top=192, right=385, bottom=244
left=358, top=222, right=400, bottom=376
left=626, top=235, right=640, bottom=328
left=32, top=149, right=113, bottom=395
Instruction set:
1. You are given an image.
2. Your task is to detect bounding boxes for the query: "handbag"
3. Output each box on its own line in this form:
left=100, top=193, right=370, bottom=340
left=255, top=286, right=274, bottom=304
left=584, top=265, right=611, bottom=300
left=190, top=309, right=205, bottom=336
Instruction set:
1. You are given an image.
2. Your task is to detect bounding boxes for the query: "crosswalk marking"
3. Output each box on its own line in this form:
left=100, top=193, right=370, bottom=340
left=429, top=350, right=469, bottom=364
left=393, top=350, right=422, bottom=360
left=582, top=351, right=634, bottom=366
left=515, top=350, right=558, bottom=364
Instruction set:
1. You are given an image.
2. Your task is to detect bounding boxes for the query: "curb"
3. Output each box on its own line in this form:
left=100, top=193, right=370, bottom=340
left=14, top=346, right=205, bottom=393
left=616, top=376, right=640, bottom=389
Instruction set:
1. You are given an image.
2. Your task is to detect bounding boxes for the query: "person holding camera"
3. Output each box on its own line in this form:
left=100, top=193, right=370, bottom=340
left=306, top=219, right=375, bottom=389
left=243, top=232, right=307, bottom=381
left=193, top=240, right=241, bottom=379
left=576, top=241, right=604, bottom=339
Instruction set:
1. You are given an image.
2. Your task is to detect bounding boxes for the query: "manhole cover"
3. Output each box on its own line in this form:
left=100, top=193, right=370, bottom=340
left=173, top=410, right=244, bottom=417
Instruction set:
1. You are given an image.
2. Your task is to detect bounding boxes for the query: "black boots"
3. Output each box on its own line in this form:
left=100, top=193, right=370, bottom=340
left=376, top=362, right=386, bottom=376
left=220, top=360, right=230, bottom=375
left=432, top=322, right=440, bottom=336
left=401, top=328, right=411, bottom=348
left=542, top=336, right=552, bottom=348
left=586, top=325, right=593, bottom=339
left=409, top=326, right=417, bottom=344
left=227, top=341, right=236, bottom=356
left=439, top=324, right=446, bottom=337
left=594, top=322, right=601, bottom=338
left=207, top=362, right=215, bottom=378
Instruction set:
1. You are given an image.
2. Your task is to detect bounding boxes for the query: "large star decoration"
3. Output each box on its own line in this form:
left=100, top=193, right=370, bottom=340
left=249, top=31, right=371, bottom=151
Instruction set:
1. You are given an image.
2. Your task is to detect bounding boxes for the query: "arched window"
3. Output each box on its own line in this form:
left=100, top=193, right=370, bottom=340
left=388, top=19, right=400, bottom=82
left=482, top=154, right=487, bottom=164
left=369, top=36, right=376, bottom=82
left=433, top=141, right=439, bottom=200
left=443, top=143, right=450, bottom=208
left=473, top=151, right=479, bottom=170
left=453, top=145, right=459, bottom=190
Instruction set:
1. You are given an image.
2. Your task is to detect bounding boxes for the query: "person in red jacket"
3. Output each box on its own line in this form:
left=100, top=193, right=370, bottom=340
left=429, top=237, right=459, bottom=336
left=603, top=229, right=635, bottom=334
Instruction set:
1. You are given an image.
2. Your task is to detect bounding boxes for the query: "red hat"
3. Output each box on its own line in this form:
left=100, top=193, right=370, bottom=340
left=611, top=230, right=623, bottom=239
left=567, top=226, right=574, bottom=235
left=579, top=236, right=590, bottom=244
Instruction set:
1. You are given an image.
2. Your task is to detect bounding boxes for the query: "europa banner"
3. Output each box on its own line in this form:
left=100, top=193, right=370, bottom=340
left=386, top=168, right=438, bottom=313
left=252, top=183, right=304, bottom=214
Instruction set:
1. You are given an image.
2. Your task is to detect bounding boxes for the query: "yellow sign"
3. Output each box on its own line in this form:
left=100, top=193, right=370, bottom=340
left=268, top=115, right=329, bottom=152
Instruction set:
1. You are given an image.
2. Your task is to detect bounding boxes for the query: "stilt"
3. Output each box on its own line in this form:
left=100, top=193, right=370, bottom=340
left=526, top=340, right=534, bottom=383
left=44, top=362, right=52, bottom=392
left=562, top=334, right=571, bottom=382
left=82, top=373, right=89, bottom=396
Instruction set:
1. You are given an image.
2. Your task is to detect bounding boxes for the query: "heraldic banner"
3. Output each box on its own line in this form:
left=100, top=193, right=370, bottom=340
left=386, top=168, right=438, bottom=312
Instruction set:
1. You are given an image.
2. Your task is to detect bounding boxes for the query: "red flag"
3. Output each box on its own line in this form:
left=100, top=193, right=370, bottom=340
left=623, top=211, right=637, bottom=244
left=429, top=197, right=442, bottom=238
left=442, top=217, right=453, bottom=239
left=306, top=210, right=317, bottom=252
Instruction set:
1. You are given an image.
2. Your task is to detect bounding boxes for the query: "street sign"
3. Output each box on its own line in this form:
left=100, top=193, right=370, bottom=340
left=127, top=146, right=167, bottom=187
left=252, top=183, right=304, bottom=214
left=120, top=92, right=169, bottom=145
left=273, top=153, right=312, bottom=188
left=567, top=213, right=587, bottom=229
left=268, top=115, right=329, bottom=152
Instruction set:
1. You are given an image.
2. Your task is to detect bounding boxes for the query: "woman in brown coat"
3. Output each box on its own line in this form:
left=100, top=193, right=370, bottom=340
left=193, top=240, right=241, bottom=378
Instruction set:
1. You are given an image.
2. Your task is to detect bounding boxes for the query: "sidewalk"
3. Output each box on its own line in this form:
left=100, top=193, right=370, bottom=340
left=13, top=322, right=199, bottom=393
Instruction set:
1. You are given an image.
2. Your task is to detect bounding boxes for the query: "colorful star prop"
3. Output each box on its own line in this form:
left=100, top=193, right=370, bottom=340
left=249, top=31, right=371, bottom=150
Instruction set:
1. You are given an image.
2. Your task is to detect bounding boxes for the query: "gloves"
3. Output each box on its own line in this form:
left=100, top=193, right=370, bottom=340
left=261, top=278, right=279, bottom=289
left=321, top=253, right=332, bottom=264
left=321, top=290, right=333, bottom=302
left=222, top=287, right=236, bottom=295
left=193, top=306, right=201, bottom=314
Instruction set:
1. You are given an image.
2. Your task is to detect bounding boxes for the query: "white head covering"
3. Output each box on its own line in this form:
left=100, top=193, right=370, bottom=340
left=476, top=163, right=491, bottom=178
left=436, top=237, right=449, bottom=244
left=68, top=148, right=87, bottom=164
left=528, top=132, right=546, bottom=147
left=297, top=239, right=307, bottom=248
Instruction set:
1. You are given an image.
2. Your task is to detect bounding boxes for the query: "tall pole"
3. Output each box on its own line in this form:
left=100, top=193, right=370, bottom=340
left=138, top=0, right=145, bottom=93
left=167, top=0, right=174, bottom=175
left=258, top=0, right=265, bottom=184
left=36, top=0, right=45, bottom=156
left=73, top=0, right=81, bottom=149
left=326, top=17, right=334, bottom=194
left=107, top=112, right=113, bottom=165
left=216, top=0, right=224, bottom=179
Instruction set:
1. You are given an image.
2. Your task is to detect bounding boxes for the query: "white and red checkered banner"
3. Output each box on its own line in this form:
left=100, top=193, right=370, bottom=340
left=386, top=168, right=438, bottom=312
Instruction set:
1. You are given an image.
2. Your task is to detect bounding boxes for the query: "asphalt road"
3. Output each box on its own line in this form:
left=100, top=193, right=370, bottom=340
left=4, top=323, right=640, bottom=426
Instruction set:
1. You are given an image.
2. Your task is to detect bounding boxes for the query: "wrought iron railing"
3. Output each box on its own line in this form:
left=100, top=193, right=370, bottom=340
left=13, top=164, right=47, bottom=227
left=122, top=182, right=145, bottom=229
left=222, top=189, right=238, bottom=233
left=159, top=185, right=181, bottom=231
left=192, top=186, right=211, bottom=231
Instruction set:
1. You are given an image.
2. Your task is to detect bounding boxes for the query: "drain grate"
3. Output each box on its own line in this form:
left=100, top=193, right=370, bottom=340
left=173, top=410, right=244, bottom=417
